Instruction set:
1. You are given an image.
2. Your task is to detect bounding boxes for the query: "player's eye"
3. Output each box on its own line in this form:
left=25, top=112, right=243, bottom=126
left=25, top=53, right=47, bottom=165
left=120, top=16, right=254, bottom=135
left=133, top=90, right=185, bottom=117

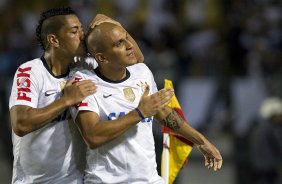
left=115, top=40, right=123, bottom=47
left=71, top=28, right=79, bottom=34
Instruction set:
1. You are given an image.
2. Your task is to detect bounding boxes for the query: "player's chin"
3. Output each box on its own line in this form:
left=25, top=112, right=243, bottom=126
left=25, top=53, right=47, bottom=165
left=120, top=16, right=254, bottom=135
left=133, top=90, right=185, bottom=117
left=128, top=58, right=138, bottom=66
left=126, top=55, right=137, bottom=64
left=125, top=61, right=137, bottom=67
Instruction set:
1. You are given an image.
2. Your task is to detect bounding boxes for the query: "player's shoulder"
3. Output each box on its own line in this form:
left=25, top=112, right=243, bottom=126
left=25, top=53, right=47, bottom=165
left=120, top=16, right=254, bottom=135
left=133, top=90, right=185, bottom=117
left=127, top=63, right=151, bottom=73
left=14, top=58, right=45, bottom=78
left=127, top=63, right=153, bottom=78
left=18, top=58, right=43, bottom=69
left=70, top=68, right=96, bottom=80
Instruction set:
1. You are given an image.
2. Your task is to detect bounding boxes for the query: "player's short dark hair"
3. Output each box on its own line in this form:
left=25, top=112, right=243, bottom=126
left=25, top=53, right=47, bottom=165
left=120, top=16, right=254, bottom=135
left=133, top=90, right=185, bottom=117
left=36, top=6, right=77, bottom=50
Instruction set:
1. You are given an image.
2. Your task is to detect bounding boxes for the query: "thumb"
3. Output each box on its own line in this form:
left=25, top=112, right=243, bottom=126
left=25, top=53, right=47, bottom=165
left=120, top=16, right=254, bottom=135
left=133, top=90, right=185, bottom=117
left=66, top=78, right=75, bottom=86
left=65, top=78, right=79, bottom=87
left=142, top=85, right=150, bottom=97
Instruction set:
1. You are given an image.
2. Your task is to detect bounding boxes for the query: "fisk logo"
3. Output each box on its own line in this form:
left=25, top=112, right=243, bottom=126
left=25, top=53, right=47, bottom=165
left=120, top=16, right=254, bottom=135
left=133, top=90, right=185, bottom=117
left=16, top=67, right=32, bottom=102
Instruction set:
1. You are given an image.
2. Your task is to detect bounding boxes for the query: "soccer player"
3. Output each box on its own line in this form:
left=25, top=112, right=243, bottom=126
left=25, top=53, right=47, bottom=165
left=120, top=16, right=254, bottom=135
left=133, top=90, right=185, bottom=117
left=71, top=22, right=223, bottom=183
left=8, top=7, right=97, bottom=183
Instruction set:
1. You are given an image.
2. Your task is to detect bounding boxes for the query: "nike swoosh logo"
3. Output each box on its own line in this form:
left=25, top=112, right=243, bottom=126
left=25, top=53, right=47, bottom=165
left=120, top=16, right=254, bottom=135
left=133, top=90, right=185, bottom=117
left=103, top=94, right=112, bottom=98
left=45, top=90, right=57, bottom=96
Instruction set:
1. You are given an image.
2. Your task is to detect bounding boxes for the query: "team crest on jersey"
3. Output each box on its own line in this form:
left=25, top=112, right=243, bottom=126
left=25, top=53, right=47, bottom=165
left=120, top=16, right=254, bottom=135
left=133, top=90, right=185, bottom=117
left=123, top=87, right=135, bottom=102
left=59, top=81, right=67, bottom=90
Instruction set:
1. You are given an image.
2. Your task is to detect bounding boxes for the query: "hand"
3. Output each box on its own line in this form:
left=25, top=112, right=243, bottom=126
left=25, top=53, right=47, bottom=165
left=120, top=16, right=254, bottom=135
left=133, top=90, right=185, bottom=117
left=196, top=141, right=223, bottom=171
left=137, top=85, right=174, bottom=117
left=62, top=79, right=97, bottom=106
left=88, top=14, right=121, bottom=31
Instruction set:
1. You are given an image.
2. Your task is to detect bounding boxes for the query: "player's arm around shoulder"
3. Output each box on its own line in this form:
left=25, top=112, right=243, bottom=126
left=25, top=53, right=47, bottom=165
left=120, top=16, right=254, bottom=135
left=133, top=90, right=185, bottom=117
left=10, top=66, right=96, bottom=137
left=9, top=61, right=43, bottom=136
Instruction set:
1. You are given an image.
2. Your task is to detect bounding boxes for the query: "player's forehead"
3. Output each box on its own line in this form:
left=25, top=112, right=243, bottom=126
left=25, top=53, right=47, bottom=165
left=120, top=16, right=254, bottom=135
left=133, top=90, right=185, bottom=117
left=60, top=14, right=82, bottom=29
left=104, top=26, right=126, bottom=42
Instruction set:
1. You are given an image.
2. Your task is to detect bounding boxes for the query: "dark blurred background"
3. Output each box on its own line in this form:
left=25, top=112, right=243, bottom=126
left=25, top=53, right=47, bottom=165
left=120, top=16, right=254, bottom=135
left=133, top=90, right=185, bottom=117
left=0, top=0, right=281, bottom=183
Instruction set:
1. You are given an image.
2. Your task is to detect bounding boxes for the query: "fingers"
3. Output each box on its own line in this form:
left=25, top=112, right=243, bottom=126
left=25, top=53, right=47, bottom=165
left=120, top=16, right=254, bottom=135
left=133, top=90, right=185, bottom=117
left=204, top=156, right=209, bottom=167
left=68, top=79, right=97, bottom=97
left=213, top=158, right=218, bottom=171
left=209, top=158, right=214, bottom=169
left=74, top=79, right=94, bottom=86
left=89, top=14, right=121, bottom=30
left=205, top=156, right=223, bottom=171
left=78, top=80, right=97, bottom=96
left=199, top=144, right=223, bottom=171
left=213, top=149, right=223, bottom=171
left=160, top=88, right=174, bottom=107
left=141, top=85, right=150, bottom=97
left=204, top=157, right=213, bottom=170
left=146, top=88, right=174, bottom=111
left=210, top=157, right=223, bottom=171
left=154, top=88, right=174, bottom=108
left=89, top=14, right=105, bottom=29
left=138, top=86, right=174, bottom=117
left=217, top=157, right=223, bottom=169
left=65, top=78, right=76, bottom=87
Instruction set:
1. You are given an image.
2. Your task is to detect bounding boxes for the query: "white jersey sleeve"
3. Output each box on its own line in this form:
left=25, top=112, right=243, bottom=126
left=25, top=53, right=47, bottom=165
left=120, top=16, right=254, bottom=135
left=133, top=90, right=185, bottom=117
left=69, top=69, right=99, bottom=120
left=128, top=63, right=158, bottom=93
left=9, top=61, right=41, bottom=109
left=144, top=64, right=158, bottom=93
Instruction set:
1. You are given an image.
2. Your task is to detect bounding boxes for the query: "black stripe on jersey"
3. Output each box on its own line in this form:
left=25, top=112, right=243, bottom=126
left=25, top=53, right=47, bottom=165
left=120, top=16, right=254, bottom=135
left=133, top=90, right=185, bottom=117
left=94, top=67, right=130, bottom=83
left=41, top=56, right=70, bottom=78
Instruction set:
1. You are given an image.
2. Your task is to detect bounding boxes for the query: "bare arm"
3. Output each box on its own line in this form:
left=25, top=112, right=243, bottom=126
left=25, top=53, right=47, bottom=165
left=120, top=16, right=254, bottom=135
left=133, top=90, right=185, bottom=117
left=155, top=106, right=223, bottom=171
left=76, top=110, right=141, bottom=149
left=76, top=86, right=174, bottom=149
left=88, top=14, right=144, bottom=62
left=10, top=79, right=96, bottom=137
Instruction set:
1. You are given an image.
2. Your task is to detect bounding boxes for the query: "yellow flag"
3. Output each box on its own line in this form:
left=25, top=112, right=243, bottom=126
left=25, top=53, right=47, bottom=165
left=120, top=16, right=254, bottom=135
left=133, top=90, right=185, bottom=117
left=161, top=79, right=193, bottom=184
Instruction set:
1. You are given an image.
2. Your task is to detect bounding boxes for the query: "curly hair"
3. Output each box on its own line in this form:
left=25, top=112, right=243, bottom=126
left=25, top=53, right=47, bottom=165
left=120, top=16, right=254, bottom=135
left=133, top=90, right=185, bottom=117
left=36, top=7, right=77, bottom=51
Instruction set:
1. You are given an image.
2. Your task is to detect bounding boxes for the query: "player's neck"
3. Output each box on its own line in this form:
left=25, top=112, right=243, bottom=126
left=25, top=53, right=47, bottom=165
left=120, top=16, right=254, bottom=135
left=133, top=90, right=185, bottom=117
left=98, top=66, right=127, bottom=82
left=44, top=53, right=71, bottom=76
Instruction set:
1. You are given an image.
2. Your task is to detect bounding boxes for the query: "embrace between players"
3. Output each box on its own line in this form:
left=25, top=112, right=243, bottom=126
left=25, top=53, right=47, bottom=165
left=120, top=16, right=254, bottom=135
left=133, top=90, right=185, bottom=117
left=9, top=7, right=222, bottom=184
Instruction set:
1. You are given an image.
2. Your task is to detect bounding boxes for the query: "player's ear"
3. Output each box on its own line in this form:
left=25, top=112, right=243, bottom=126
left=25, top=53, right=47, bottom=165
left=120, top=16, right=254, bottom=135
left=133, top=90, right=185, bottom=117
left=47, top=34, right=59, bottom=48
left=95, top=53, right=108, bottom=64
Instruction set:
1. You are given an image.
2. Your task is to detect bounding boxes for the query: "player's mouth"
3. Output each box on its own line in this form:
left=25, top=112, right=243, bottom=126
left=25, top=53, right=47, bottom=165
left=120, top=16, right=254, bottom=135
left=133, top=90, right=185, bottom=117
left=127, top=52, right=135, bottom=58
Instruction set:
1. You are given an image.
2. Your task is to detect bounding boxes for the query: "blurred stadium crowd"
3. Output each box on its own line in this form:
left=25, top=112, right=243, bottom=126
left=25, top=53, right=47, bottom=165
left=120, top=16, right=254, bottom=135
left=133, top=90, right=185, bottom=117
left=0, top=0, right=281, bottom=183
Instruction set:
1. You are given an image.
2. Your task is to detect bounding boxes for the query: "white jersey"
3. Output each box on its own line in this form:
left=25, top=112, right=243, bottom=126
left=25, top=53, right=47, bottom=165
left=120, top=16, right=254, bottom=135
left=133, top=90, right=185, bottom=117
left=71, top=63, right=164, bottom=184
left=9, top=57, right=86, bottom=184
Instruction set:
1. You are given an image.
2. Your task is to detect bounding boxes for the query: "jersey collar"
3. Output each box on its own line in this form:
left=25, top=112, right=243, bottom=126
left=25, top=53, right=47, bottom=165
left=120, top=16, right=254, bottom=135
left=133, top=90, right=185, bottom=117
left=94, top=67, right=130, bottom=83
left=41, top=56, right=70, bottom=78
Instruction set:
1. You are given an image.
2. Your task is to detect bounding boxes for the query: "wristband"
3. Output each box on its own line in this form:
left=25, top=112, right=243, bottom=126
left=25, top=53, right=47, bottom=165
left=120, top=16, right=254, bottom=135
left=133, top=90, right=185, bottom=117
left=135, top=108, right=145, bottom=121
